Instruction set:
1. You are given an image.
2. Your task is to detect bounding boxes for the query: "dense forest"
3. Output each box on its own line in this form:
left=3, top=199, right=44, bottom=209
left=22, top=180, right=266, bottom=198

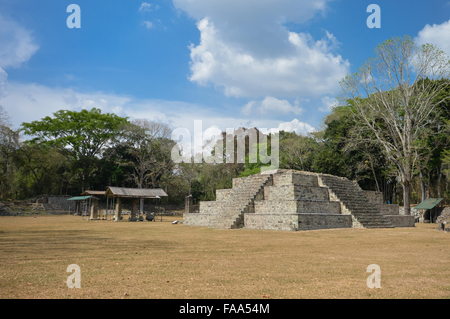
left=1, top=36, right=450, bottom=210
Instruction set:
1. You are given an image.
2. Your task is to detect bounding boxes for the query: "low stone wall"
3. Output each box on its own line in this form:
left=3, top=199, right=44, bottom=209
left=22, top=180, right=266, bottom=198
left=183, top=213, right=217, bottom=227
left=255, top=199, right=341, bottom=215
left=47, top=196, right=76, bottom=211
left=245, top=213, right=352, bottom=231
left=385, top=215, right=415, bottom=227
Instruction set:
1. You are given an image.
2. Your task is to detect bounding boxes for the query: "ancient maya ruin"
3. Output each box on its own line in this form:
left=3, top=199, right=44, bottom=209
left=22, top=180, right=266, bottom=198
left=183, top=169, right=415, bottom=231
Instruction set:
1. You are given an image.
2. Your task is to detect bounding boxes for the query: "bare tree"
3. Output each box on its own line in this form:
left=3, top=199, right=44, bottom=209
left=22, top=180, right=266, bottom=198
left=117, top=119, right=173, bottom=213
left=338, top=36, right=450, bottom=215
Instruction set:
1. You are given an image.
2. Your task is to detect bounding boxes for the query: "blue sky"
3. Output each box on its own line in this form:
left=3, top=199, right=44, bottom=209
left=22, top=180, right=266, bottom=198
left=1, top=0, right=450, bottom=136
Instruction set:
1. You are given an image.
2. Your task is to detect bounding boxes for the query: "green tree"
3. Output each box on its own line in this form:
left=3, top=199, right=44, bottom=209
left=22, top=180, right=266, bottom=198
left=21, top=108, right=128, bottom=192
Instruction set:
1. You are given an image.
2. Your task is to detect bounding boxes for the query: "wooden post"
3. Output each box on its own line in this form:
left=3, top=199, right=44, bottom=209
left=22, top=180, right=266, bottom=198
left=132, top=199, right=138, bottom=219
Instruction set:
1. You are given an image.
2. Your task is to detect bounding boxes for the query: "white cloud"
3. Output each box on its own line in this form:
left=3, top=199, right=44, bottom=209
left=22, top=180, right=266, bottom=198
left=0, top=14, right=39, bottom=70
left=0, top=14, right=39, bottom=98
left=242, top=97, right=303, bottom=116
left=187, top=18, right=348, bottom=98
left=174, top=1, right=349, bottom=98
left=142, top=21, right=153, bottom=29
left=173, top=0, right=330, bottom=29
left=0, top=82, right=131, bottom=127
left=269, top=119, right=316, bottom=136
left=139, top=2, right=153, bottom=12
left=416, top=19, right=450, bottom=57
left=278, top=119, right=316, bottom=135
left=319, top=96, right=337, bottom=112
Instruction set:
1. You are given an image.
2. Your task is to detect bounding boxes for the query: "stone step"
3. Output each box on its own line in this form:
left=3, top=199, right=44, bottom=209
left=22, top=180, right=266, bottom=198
left=320, top=175, right=393, bottom=229
left=207, top=175, right=272, bottom=229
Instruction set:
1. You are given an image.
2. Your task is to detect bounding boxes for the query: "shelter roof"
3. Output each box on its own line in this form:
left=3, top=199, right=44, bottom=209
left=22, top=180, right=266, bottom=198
left=67, top=196, right=99, bottom=201
left=105, top=187, right=167, bottom=199
left=414, top=198, right=444, bottom=210
left=81, top=190, right=106, bottom=196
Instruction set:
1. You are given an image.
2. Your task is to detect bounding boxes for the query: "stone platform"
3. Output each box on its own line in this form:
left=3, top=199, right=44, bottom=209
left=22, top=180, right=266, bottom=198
left=183, top=170, right=415, bottom=231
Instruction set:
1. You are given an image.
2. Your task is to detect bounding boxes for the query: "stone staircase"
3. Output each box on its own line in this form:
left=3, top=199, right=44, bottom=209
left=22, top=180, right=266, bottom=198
left=319, top=175, right=394, bottom=228
left=213, top=174, right=273, bottom=229
left=187, top=174, right=273, bottom=229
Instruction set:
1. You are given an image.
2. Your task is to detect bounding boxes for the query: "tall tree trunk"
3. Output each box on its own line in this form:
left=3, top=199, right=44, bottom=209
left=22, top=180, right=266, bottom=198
left=138, top=182, right=144, bottom=214
left=420, top=170, right=426, bottom=202
left=437, top=162, right=442, bottom=199
left=403, top=180, right=411, bottom=216
left=417, top=155, right=427, bottom=202
left=369, top=157, right=380, bottom=192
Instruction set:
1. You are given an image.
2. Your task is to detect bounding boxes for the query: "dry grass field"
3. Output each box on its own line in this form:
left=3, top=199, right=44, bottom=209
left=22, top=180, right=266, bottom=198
left=0, top=214, right=449, bottom=299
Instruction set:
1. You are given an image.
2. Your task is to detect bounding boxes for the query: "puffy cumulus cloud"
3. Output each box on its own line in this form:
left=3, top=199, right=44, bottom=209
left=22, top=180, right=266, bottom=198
left=175, top=0, right=328, bottom=57
left=242, top=96, right=303, bottom=116
left=187, top=18, right=349, bottom=98
left=175, top=0, right=349, bottom=98
left=0, top=14, right=39, bottom=70
left=415, top=19, right=450, bottom=57
left=276, top=119, right=315, bottom=135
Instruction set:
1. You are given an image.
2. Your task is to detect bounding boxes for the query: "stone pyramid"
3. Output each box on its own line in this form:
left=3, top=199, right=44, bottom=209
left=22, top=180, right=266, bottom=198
left=183, top=170, right=415, bottom=231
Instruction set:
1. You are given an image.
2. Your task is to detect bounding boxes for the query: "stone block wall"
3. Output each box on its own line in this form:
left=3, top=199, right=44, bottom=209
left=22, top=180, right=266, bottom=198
left=362, top=191, right=383, bottom=204
left=273, top=172, right=318, bottom=187
left=385, top=215, right=415, bottom=227
left=245, top=213, right=352, bottom=231
left=199, top=201, right=224, bottom=214
left=47, top=196, right=76, bottom=211
left=374, top=203, right=399, bottom=215
left=254, top=199, right=341, bottom=215
left=216, top=189, right=234, bottom=201
left=264, top=185, right=329, bottom=201
left=232, top=178, right=246, bottom=189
